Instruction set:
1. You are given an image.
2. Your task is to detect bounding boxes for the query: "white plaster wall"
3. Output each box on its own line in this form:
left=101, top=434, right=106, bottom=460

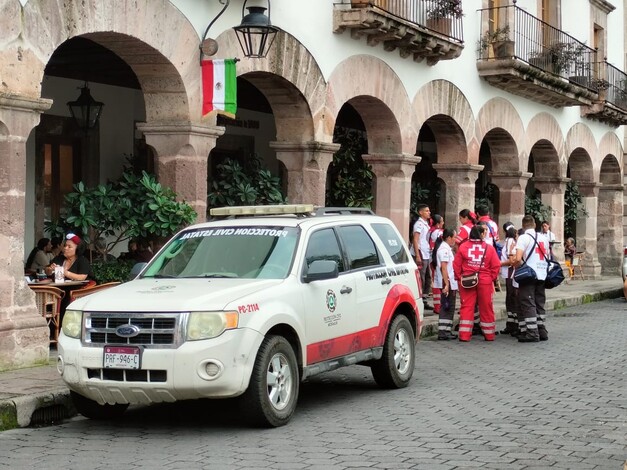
left=170, top=0, right=624, bottom=147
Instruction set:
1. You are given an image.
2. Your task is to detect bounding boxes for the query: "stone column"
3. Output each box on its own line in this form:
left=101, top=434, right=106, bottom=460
left=575, top=182, right=601, bottom=278
left=138, top=121, right=225, bottom=221
left=533, top=177, right=567, bottom=262
left=270, top=141, right=340, bottom=206
left=597, top=184, right=623, bottom=275
left=488, top=171, right=531, bottom=231
left=432, top=164, right=483, bottom=230
left=362, top=153, right=421, bottom=235
left=0, top=94, right=52, bottom=370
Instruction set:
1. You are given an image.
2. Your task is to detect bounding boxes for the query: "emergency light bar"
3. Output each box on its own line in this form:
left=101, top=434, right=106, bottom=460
left=209, top=204, right=315, bottom=217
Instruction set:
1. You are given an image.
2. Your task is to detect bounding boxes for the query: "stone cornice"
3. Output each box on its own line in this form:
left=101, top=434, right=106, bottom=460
left=0, top=94, right=52, bottom=113
left=589, top=0, right=616, bottom=15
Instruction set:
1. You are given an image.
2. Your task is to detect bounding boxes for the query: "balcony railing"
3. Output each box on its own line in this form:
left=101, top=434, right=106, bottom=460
left=596, top=61, right=627, bottom=110
left=478, top=4, right=597, bottom=92
left=337, top=0, right=464, bottom=42
left=334, top=0, right=465, bottom=64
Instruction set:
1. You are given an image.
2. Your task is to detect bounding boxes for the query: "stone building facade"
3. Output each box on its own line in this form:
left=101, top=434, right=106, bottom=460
left=0, top=0, right=624, bottom=369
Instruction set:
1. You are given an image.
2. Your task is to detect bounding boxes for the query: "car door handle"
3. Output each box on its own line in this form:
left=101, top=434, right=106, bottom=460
left=381, top=278, right=392, bottom=285
left=340, top=286, right=352, bottom=294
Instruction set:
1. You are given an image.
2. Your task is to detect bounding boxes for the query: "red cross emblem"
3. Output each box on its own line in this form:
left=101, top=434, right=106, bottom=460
left=535, top=242, right=547, bottom=257
left=468, top=244, right=485, bottom=262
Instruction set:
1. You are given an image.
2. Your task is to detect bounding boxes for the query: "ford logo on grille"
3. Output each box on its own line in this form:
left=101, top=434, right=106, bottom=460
left=116, top=325, right=141, bottom=338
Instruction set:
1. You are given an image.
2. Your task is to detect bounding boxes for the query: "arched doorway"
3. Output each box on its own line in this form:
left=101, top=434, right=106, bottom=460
left=597, top=155, right=622, bottom=274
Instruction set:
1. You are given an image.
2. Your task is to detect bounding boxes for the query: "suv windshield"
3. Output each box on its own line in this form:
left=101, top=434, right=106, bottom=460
left=142, top=226, right=299, bottom=280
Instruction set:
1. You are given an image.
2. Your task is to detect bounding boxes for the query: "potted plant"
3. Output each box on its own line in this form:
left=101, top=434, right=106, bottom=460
left=426, top=0, right=463, bottom=36
left=478, top=25, right=513, bottom=58
left=548, top=42, right=587, bottom=76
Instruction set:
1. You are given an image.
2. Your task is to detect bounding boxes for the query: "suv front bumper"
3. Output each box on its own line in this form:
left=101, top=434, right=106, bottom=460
left=58, top=328, right=264, bottom=405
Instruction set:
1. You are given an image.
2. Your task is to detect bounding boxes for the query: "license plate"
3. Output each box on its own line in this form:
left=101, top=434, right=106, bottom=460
left=103, top=346, right=141, bottom=369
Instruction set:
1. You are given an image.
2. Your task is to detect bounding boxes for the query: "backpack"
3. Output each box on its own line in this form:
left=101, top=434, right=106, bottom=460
left=486, top=224, right=503, bottom=259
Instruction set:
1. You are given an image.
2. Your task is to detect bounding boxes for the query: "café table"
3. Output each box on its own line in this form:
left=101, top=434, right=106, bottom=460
left=28, top=280, right=90, bottom=322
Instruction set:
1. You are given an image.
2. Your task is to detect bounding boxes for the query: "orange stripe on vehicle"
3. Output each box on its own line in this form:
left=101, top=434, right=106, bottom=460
left=306, top=284, right=419, bottom=365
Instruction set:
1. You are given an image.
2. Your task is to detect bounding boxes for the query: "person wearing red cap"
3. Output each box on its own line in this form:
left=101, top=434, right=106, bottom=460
left=46, top=233, right=94, bottom=282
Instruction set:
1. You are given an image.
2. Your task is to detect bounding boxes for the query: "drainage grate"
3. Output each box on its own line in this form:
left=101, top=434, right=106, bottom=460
left=30, top=404, right=69, bottom=427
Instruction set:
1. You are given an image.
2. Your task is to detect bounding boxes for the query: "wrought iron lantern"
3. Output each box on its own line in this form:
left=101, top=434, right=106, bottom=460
left=67, top=83, right=104, bottom=132
left=200, top=0, right=278, bottom=61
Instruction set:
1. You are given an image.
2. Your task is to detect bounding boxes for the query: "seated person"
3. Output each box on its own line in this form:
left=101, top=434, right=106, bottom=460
left=118, top=239, right=138, bottom=261
left=46, top=233, right=95, bottom=282
left=88, top=237, right=116, bottom=263
left=564, top=237, right=576, bottom=278
left=25, top=237, right=52, bottom=272
left=48, top=236, right=62, bottom=263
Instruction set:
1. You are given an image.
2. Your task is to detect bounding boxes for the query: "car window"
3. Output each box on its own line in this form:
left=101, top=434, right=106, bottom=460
left=304, top=228, right=345, bottom=273
left=337, top=225, right=381, bottom=270
left=371, top=223, right=409, bottom=264
left=142, top=226, right=298, bottom=279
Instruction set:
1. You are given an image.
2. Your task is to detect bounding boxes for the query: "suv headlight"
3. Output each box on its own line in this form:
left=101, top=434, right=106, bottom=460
left=62, top=310, right=82, bottom=339
left=186, top=311, right=239, bottom=341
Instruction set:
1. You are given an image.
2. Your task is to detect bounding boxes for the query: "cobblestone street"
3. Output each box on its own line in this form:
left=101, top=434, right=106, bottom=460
left=1, top=299, right=626, bottom=469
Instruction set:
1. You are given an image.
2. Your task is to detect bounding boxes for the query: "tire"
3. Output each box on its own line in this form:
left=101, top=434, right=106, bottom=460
left=240, top=335, right=299, bottom=427
left=70, top=391, right=128, bottom=420
left=371, top=315, right=415, bottom=389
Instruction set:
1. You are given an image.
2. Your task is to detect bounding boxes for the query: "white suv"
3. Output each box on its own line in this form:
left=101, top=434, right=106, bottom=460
left=58, top=205, right=423, bottom=426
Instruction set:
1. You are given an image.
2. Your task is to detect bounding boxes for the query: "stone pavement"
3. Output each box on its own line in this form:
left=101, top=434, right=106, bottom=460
left=0, top=276, right=623, bottom=432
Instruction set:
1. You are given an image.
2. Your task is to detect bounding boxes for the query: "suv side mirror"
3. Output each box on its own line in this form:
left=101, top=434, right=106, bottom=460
left=303, top=260, right=339, bottom=283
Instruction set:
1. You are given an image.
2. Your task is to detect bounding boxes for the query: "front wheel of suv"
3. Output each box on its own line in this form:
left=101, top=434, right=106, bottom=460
left=240, top=335, right=299, bottom=427
left=371, top=315, right=415, bottom=388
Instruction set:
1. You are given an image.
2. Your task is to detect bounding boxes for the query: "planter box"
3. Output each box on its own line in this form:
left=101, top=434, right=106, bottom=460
left=493, top=40, right=515, bottom=58
left=426, top=18, right=452, bottom=37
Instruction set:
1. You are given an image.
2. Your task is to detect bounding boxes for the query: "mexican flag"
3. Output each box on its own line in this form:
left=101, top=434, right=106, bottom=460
left=201, top=59, right=237, bottom=117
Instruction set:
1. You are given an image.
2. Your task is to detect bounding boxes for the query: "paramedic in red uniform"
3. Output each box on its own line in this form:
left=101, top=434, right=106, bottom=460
left=453, top=224, right=501, bottom=341
left=455, top=209, right=477, bottom=247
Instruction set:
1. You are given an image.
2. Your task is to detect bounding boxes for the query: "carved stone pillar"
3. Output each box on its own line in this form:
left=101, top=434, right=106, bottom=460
left=432, top=164, right=483, bottom=230
left=597, top=183, right=623, bottom=275
left=138, top=122, right=225, bottom=220
left=533, top=177, right=567, bottom=262
left=488, top=171, right=531, bottom=231
left=270, top=141, right=340, bottom=206
left=0, top=94, right=52, bottom=370
left=575, top=182, right=602, bottom=278
left=362, top=153, right=421, bottom=235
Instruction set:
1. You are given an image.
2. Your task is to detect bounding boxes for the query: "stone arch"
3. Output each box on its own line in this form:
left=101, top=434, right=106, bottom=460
left=598, top=132, right=623, bottom=179
left=599, top=155, right=621, bottom=185
left=476, top=97, right=524, bottom=167
left=413, top=80, right=476, bottom=162
left=325, top=55, right=412, bottom=154
left=525, top=113, right=566, bottom=177
left=567, top=148, right=594, bottom=183
left=565, top=123, right=597, bottom=164
left=20, top=0, right=200, bottom=122
left=480, top=128, right=520, bottom=173
left=216, top=29, right=325, bottom=143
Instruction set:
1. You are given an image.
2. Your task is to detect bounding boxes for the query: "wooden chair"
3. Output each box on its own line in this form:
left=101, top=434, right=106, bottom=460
left=572, top=252, right=586, bottom=280
left=69, top=281, right=122, bottom=302
left=30, top=286, right=65, bottom=344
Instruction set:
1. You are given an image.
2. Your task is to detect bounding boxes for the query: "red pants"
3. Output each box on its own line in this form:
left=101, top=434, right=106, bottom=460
left=458, top=282, right=496, bottom=341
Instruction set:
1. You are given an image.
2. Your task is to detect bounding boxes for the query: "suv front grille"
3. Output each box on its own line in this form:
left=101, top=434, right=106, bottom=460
left=84, top=313, right=182, bottom=348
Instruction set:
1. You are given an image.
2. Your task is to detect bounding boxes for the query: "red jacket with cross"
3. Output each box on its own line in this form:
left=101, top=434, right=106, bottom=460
left=453, top=239, right=501, bottom=285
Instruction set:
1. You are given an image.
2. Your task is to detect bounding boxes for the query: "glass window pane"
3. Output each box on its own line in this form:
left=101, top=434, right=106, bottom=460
left=371, top=223, right=409, bottom=264
left=337, top=225, right=381, bottom=270
left=304, top=228, right=345, bottom=273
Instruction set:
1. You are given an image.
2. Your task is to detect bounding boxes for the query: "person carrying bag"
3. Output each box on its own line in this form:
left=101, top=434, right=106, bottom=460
left=453, top=225, right=501, bottom=342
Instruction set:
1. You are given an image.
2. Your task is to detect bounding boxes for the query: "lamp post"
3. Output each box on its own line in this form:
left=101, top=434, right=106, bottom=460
left=67, top=82, right=104, bottom=133
left=200, top=0, right=278, bottom=61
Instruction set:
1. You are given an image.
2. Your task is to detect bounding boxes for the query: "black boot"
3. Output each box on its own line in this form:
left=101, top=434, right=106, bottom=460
left=538, top=328, right=548, bottom=341
left=438, top=332, right=458, bottom=340
left=517, top=332, right=540, bottom=343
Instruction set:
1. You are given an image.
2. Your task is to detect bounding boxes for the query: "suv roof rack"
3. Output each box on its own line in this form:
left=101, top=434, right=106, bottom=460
left=208, top=204, right=376, bottom=219
left=313, top=207, right=375, bottom=216
left=209, top=204, right=315, bottom=218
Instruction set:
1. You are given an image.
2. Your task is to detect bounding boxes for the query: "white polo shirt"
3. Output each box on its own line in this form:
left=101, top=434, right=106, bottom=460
left=516, top=229, right=549, bottom=281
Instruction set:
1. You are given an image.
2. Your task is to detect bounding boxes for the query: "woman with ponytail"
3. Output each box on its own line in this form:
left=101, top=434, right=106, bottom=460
left=433, top=228, right=458, bottom=340
left=455, top=209, right=477, bottom=246
left=429, top=215, right=444, bottom=313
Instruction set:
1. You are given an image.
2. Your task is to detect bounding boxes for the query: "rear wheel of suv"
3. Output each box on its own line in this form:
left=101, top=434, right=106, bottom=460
left=241, top=335, right=299, bottom=427
left=70, top=391, right=129, bottom=419
left=371, top=315, right=415, bottom=388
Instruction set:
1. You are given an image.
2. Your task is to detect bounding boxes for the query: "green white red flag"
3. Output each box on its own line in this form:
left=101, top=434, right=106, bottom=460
left=202, top=59, right=237, bottom=117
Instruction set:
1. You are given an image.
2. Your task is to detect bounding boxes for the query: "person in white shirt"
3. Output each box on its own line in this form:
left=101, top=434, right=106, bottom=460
left=514, top=215, right=550, bottom=342
left=540, top=220, right=557, bottom=258
left=499, top=224, right=520, bottom=336
left=410, top=204, right=433, bottom=311
left=432, top=228, right=458, bottom=340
